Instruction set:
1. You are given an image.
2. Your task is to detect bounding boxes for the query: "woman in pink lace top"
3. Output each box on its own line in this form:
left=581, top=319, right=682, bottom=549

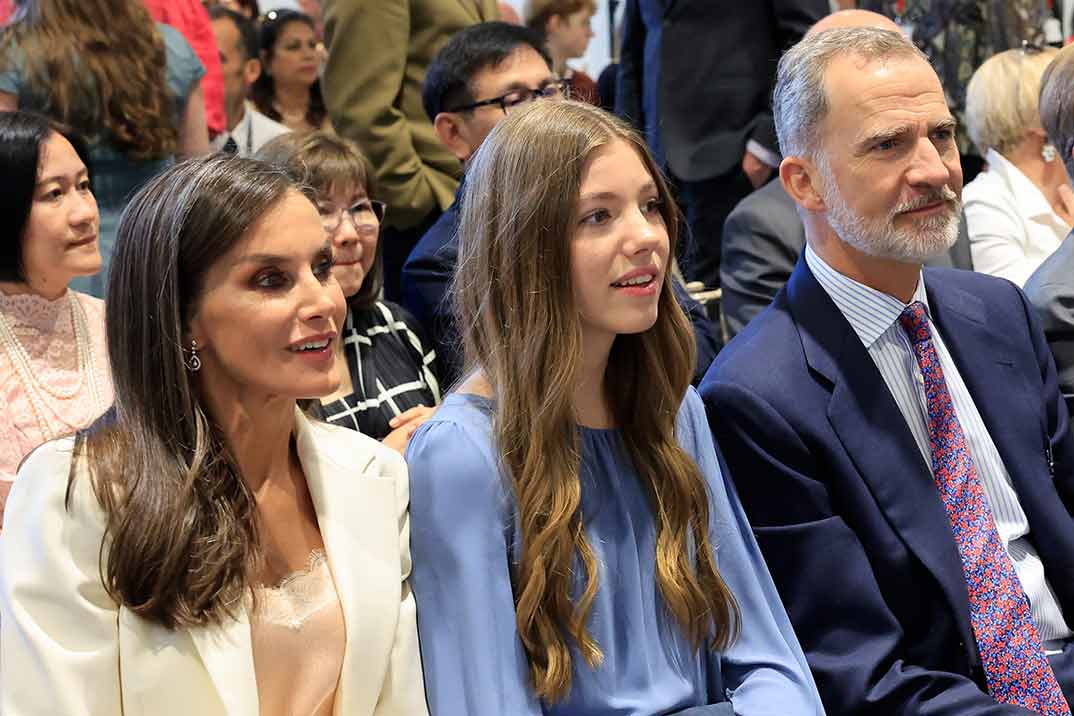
left=0, top=111, right=113, bottom=519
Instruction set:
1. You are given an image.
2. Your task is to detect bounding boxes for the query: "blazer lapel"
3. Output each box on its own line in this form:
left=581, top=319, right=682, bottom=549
left=786, top=260, right=977, bottom=651
left=188, top=614, right=259, bottom=716
left=294, top=410, right=402, bottom=716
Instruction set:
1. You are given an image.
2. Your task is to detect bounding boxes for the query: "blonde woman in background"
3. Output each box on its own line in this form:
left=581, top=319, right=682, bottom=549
left=406, top=100, right=823, bottom=715
left=963, top=45, right=1073, bottom=286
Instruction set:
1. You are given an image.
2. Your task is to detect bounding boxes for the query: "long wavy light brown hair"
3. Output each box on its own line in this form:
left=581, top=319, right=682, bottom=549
left=71, top=155, right=295, bottom=628
left=2, top=0, right=177, bottom=159
left=453, top=100, right=740, bottom=701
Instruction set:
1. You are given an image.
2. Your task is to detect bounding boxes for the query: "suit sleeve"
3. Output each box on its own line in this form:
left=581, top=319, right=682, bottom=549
left=322, top=0, right=436, bottom=228
left=749, top=0, right=828, bottom=153
left=615, top=0, right=645, bottom=130
left=702, top=381, right=1038, bottom=716
left=0, top=441, right=123, bottom=716
left=719, top=190, right=799, bottom=341
left=405, top=419, right=544, bottom=715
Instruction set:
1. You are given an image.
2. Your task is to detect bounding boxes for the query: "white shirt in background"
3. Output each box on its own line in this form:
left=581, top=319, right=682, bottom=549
left=962, top=148, right=1070, bottom=287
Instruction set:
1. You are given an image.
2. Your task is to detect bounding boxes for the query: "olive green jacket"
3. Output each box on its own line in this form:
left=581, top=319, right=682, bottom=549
left=322, top=0, right=499, bottom=230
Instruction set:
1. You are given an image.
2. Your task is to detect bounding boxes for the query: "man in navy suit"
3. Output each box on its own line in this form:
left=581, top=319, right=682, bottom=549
left=701, top=25, right=1074, bottom=715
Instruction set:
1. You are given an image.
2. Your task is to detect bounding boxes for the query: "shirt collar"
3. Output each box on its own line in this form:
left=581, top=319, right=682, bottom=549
left=985, top=147, right=1061, bottom=224
left=805, top=244, right=930, bottom=349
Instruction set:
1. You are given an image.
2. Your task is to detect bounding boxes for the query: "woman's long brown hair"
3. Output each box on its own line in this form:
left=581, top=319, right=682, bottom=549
left=454, top=100, right=739, bottom=702
left=3, top=0, right=177, bottom=159
left=72, top=156, right=294, bottom=628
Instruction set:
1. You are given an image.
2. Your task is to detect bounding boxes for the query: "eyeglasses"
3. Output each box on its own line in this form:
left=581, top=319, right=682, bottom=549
left=319, top=199, right=387, bottom=234
left=446, top=78, right=570, bottom=115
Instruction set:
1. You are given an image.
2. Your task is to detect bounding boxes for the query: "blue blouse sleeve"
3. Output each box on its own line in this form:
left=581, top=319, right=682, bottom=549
left=158, top=24, right=204, bottom=109
left=678, top=389, right=826, bottom=715
left=406, top=415, right=544, bottom=715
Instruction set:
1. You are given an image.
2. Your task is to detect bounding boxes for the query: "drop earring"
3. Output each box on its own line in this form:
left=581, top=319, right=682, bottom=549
left=1043, top=143, right=1058, bottom=163
left=186, top=339, right=202, bottom=373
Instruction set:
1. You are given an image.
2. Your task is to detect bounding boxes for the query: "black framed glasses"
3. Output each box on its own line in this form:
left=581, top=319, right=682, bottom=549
left=446, top=78, right=570, bottom=115
left=319, top=199, right=387, bottom=234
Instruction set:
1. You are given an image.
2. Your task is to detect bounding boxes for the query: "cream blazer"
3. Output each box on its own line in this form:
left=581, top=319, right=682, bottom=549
left=0, top=409, right=428, bottom=716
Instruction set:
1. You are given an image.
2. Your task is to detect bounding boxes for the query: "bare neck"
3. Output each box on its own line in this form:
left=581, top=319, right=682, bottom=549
left=225, top=96, right=247, bottom=133
left=200, top=388, right=298, bottom=494
left=573, top=330, right=615, bottom=429
left=273, top=82, right=311, bottom=117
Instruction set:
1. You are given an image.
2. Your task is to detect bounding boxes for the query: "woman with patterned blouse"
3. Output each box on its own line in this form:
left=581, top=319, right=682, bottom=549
left=258, top=131, right=441, bottom=453
left=0, top=111, right=113, bottom=524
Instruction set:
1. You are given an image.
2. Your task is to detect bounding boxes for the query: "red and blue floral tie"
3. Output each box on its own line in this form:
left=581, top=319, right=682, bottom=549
left=899, top=301, right=1070, bottom=714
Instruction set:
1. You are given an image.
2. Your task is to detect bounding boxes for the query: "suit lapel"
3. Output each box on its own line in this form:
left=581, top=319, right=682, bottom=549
left=924, top=275, right=1027, bottom=490
left=786, top=260, right=977, bottom=650
left=294, top=411, right=401, bottom=716
left=188, top=614, right=259, bottom=716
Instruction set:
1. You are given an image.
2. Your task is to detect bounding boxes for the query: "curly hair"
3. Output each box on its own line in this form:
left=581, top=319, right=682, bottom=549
left=2, top=0, right=178, bottom=160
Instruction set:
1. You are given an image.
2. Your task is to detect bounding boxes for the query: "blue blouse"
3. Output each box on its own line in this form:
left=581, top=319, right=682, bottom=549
left=406, top=388, right=824, bottom=715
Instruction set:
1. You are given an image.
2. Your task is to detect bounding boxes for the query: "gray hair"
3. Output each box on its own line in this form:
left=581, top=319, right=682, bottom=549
left=774, top=26, right=928, bottom=159
left=1040, top=44, right=1074, bottom=182
left=965, top=47, right=1056, bottom=157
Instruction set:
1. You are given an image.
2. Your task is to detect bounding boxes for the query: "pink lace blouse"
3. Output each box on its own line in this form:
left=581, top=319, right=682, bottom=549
left=0, top=289, right=113, bottom=482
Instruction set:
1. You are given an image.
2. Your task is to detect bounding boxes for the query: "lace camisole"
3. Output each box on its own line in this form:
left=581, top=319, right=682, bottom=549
left=251, top=549, right=346, bottom=716
left=0, top=289, right=113, bottom=482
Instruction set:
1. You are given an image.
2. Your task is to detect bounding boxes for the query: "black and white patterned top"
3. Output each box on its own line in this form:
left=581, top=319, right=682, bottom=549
left=318, top=301, right=440, bottom=440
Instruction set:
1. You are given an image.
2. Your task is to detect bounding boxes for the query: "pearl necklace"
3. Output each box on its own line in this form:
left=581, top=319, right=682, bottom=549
left=0, top=292, right=105, bottom=441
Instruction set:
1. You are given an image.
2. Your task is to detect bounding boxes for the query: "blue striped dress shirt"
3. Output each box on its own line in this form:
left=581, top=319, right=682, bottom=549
left=806, top=245, right=1072, bottom=644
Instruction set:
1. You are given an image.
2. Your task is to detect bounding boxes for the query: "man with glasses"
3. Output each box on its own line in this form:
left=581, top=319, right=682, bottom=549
left=399, top=22, right=565, bottom=385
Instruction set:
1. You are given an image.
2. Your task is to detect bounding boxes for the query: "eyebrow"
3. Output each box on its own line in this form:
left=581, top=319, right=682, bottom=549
left=578, top=180, right=658, bottom=203
left=858, top=117, right=958, bottom=152
left=35, top=168, right=89, bottom=188
left=237, top=241, right=333, bottom=265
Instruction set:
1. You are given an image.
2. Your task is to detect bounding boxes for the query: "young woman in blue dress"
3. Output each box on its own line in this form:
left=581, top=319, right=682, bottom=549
left=405, top=100, right=826, bottom=715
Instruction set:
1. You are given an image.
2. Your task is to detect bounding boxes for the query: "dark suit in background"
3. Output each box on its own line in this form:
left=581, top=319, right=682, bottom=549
left=616, top=0, right=827, bottom=290
left=1025, top=231, right=1074, bottom=401
left=720, top=178, right=975, bottom=340
left=702, top=261, right=1074, bottom=714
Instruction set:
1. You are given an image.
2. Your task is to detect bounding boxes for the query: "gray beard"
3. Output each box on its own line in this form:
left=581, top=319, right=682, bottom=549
left=818, top=161, right=961, bottom=264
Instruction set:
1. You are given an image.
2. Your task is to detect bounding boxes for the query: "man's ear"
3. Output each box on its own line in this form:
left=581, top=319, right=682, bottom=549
left=243, top=58, right=262, bottom=87
left=780, top=155, right=827, bottom=214
left=433, top=112, right=475, bottom=162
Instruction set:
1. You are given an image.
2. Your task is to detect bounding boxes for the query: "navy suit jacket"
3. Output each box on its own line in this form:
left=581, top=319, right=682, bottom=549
left=401, top=187, right=723, bottom=387
left=700, top=259, right=1074, bottom=715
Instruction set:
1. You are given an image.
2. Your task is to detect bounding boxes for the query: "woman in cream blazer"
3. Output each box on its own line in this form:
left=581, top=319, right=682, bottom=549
left=0, top=155, right=427, bottom=716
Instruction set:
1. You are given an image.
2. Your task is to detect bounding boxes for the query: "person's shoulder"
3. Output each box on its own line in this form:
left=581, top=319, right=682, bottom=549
left=1026, top=233, right=1074, bottom=297
left=724, top=178, right=802, bottom=242
left=407, top=204, right=460, bottom=265
left=961, top=163, right=1014, bottom=206
left=249, top=107, right=290, bottom=141
left=924, top=265, right=1019, bottom=298
left=408, top=393, right=494, bottom=458
left=11, top=436, right=105, bottom=530
left=304, top=411, right=406, bottom=474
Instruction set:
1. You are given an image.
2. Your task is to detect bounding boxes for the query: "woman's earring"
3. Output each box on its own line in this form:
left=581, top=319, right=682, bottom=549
left=1043, top=143, right=1058, bottom=163
left=186, top=339, right=202, bottom=373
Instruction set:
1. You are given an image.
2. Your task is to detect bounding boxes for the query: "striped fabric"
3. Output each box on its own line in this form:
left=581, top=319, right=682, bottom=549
left=805, top=246, right=1072, bottom=643
left=321, top=301, right=441, bottom=441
